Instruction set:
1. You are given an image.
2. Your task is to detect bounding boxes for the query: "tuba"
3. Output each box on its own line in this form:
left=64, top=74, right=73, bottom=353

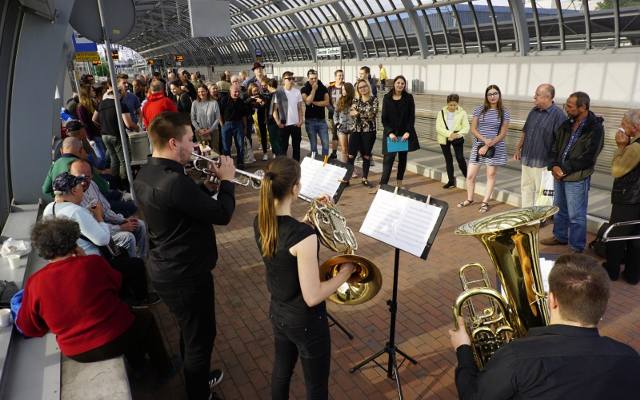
left=452, top=206, right=558, bottom=368
left=306, top=199, right=382, bottom=305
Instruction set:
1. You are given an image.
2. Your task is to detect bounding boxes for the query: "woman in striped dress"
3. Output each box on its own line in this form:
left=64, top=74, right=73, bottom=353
left=458, top=85, right=510, bottom=213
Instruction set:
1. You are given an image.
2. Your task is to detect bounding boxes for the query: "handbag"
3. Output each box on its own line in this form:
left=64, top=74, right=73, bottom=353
left=476, top=145, right=496, bottom=159
left=536, top=170, right=555, bottom=206
left=0, top=280, right=19, bottom=308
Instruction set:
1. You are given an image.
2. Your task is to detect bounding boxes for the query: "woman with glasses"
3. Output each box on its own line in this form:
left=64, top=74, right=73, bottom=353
left=458, top=85, right=510, bottom=213
left=348, top=79, right=379, bottom=186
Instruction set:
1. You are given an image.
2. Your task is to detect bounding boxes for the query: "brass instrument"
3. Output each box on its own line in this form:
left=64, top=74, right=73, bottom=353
left=191, top=152, right=264, bottom=189
left=306, top=199, right=382, bottom=305
left=453, top=206, right=558, bottom=368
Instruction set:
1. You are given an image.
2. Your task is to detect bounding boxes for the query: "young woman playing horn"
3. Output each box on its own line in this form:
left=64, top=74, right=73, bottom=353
left=254, top=157, right=355, bottom=399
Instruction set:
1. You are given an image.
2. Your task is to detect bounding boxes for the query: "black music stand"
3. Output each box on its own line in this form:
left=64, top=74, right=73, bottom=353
left=350, top=185, right=448, bottom=399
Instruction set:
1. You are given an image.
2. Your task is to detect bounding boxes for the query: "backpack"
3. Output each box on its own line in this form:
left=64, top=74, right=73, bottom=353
left=588, top=222, right=611, bottom=258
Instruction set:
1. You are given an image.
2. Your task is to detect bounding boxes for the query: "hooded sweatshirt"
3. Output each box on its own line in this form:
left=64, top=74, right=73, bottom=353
left=142, top=92, right=178, bottom=128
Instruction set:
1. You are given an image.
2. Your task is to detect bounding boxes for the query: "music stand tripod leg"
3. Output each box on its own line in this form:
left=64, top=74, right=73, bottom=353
left=327, top=313, right=354, bottom=340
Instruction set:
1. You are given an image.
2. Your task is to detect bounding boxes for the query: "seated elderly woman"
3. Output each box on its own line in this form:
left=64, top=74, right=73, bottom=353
left=16, top=218, right=171, bottom=374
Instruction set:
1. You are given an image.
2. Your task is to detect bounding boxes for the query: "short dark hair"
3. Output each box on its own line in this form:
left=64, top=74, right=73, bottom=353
left=282, top=71, right=293, bottom=79
left=219, top=72, right=227, bottom=81
left=31, top=218, right=81, bottom=260
left=447, top=93, right=460, bottom=103
left=169, top=80, right=182, bottom=88
left=334, top=69, right=344, bottom=76
left=549, top=254, right=610, bottom=326
left=569, top=91, right=590, bottom=110
left=148, top=112, right=192, bottom=149
left=268, top=78, right=278, bottom=89
left=360, top=66, right=371, bottom=75
left=307, top=69, right=317, bottom=77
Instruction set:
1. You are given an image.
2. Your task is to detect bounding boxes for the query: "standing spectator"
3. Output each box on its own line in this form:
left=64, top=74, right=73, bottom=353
left=93, top=81, right=139, bottom=190
left=131, top=78, right=146, bottom=103
left=243, top=62, right=266, bottom=88
left=134, top=113, right=236, bottom=399
left=216, top=72, right=231, bottom=97
left=327, top=69, right=345, bottom=160
left=191, top=84, right=221, bottom=153
left=514, top=84, right=566, bottom=207
left=170, top=80, right=193, bottom=114
left=300, top=69, right=330, bottom=157
left=220, top=86, right=248, bottom=168
left=180, top=70, right=197, bottom=100
left=118, top=77, right=141, bottom=125
left=348, top=79, right=378, bottom=187
left=542, top=92, right=604, bottom=253
left=142, top=80, right=177, bottom=128
left=603, top=110, right=640, bottom=283
left=378, top=64, right=388, bottom=92
left=76, top=86, right=107, bottom=169
left=273, top=71, right=304, bottom=161
left=358, top=66, right=377, bottom=98
left=379, top=76, right=419, bottom=189
left=458, top=85, right=510, bottom=213
left=266, top=78, right=283, bottom=157
left=246, top=83, right=269, bottom=160
left=207, top=83, right=220, bottom=102
left=436, top=94, right=469, bottom=189
left=333, top=82, right=356, bottom=166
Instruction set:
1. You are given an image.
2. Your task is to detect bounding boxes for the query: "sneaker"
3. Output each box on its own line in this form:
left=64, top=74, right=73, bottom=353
left=329, top=151, right=337, bottom=160
left=262, top=153, right=269, bottom=161
left=442, top=181, right=456, bottom=189
left=131, top=292, right=162, bottom=309
left=209, top=369, right=224, bottom=390
left=540, top=236, right=567, bottom=246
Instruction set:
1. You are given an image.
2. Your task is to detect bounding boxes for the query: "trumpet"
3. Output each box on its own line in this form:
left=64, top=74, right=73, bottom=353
left=191, top=152, right=264, bottom=189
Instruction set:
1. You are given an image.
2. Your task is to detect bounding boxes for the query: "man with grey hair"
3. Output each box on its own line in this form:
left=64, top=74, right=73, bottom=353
left=603, top=109, right=640, bottom=284
left=514, top=84, right=566, bottom=207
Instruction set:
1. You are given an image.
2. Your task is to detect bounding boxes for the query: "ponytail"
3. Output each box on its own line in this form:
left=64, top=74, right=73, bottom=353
left=258, top=174, right=278, bottom=258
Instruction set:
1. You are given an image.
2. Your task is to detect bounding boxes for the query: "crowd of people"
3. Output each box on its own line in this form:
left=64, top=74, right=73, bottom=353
left=12, top=61, right=639, bottom=400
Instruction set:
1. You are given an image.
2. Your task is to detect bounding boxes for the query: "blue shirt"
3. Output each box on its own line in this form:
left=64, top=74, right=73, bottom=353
left=562, top=119, right=586, bottom=162
left=521, top=103, right=566, bottom=168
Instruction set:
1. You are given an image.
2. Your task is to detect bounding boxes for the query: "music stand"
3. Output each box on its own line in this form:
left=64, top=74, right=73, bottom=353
left=351, top=185, right=448, bottom=399
left=299, top=155, right=355, bottom=339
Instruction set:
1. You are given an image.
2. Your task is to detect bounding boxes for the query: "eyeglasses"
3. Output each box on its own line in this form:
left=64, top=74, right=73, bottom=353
left=487, top=92, right=500, bottom=97
left=284, top=77, right=293, bottom=81
left=358, top=85, right=368, bottom=90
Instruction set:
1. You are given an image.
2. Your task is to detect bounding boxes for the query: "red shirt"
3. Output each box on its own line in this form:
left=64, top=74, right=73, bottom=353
left=142, top=92, right=177, bottom=127
left=17, top=255, right=134, bottom=356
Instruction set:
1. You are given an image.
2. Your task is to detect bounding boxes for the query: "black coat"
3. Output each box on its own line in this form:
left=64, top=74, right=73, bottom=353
left=381, top=91, right=420, bottom=153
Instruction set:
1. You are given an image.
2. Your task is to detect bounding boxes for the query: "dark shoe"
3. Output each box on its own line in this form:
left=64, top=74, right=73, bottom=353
left=209, top=369, right=224, bottom=390
left=329, top=151, right=337, bottom=160
left=131, top=292, right=162, bottom=309
left=570, top=248, right=583, bottom=254
left=443, top=181, right=456, bottom=189
left=603, top=262, right=620, bottom=281
left=362, top=178, right=371, bottom=188
left=621, top=271, right=639, bottom=285
left=540, top=236, right=567, bottom=246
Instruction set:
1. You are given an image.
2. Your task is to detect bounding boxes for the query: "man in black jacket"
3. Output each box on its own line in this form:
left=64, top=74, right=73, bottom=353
left=449, top=254, right=640, bottom=400
left=541, top=92, right=604, bottom=253
left=134, top=112, right=235, bottom=400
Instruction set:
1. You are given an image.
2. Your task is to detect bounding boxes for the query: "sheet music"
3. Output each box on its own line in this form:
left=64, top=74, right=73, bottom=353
left=539, top=258, right=555, bottom=293
left=359, top=189, right=441, bottom=257
left=299, top=157, right=347, bottom=201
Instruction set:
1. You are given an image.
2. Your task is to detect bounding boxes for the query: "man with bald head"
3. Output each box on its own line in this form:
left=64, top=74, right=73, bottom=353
left=219, top=85, right=248, bottom=168
left=514, top=84, right=566, bottom=207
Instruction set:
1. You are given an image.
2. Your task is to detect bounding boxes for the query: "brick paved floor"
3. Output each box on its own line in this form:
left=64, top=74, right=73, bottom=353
left=132, top=154, right=640, bottom=400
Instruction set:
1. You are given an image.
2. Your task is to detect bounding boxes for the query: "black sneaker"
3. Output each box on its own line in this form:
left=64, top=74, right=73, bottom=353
left=329, top=151, right=337, bottom=160
left=209, top=369, right=224, bottom=390
left=131, top=292, right=162, bottom=309
left=443, top=181, right=456, bottom=189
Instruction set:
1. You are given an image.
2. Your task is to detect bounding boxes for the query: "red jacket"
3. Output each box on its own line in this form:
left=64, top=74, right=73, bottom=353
left=17, top=255, right=134, bottom=356
left=142, top=92, right=177, bottom=127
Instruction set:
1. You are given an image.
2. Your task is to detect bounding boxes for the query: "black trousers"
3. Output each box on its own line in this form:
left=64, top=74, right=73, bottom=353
left=69, top=308, right=171, bottom=374
left=440, top=139, right=467, bottom=183
left=257, top=109, right=268, bottom=153
left=110, top=256, right=149, bottom=302
left=380, top=151, right=408, bottom=185
left=154, top=274, right=216, bottom=400
left=348, top=131, right=375, bottom=179
left=605, top=203, right=640, bottom=282
left=281, top=125, right=302, bottom=161
left=271, top=313, right=331, bottom=400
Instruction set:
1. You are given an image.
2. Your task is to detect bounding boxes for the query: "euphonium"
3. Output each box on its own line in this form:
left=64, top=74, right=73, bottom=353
left=306, top=199, right=382, bottom=305
left=453, top=206, right=559, bottom=368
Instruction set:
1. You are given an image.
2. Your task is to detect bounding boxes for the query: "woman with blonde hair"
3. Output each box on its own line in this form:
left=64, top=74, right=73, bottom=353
left=254, top=157, right=354, bottom=399
left=348, top=79, right=379, bottom=186
left=333, top=82, right=355, bottom=164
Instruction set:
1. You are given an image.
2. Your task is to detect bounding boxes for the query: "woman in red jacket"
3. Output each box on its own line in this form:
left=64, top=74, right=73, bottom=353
left=17, top=218, right=170, bottom=374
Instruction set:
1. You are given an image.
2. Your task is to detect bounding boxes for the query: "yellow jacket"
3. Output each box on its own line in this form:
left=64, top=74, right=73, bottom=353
left=435, top=106, right=470, bottom=145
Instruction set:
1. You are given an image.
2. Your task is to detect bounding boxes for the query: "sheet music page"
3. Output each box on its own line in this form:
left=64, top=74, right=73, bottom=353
left=359, top=189, right=441, bottom=257
left=299, top=157, right=347, bottom=200
left=539, top=258, right=555, bottom=293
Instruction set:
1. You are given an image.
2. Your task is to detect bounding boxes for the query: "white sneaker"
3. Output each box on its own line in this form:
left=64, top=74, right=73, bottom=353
left=262, top=153, right=269, bottom=161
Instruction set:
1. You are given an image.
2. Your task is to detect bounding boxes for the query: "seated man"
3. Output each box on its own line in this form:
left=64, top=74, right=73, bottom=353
left=69, top=159, right=147, bottom=259
left=43, top=173, right=156, bottom=306
left=449, top=253, right=640, bottom=399
left=17, top=218, right=171, bottom=377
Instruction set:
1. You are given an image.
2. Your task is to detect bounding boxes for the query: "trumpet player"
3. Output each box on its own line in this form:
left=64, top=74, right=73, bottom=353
left=134, top=112, right=236, bottom=400
left=448, top=254, right=640, bottom=400
left=254, top=157, right=355, bottom=399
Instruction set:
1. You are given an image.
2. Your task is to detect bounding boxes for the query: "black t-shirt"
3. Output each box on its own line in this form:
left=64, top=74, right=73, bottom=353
left=98, top=98, right=130, bottom=136
left=300, top=82, right=328, bottom=120
left=253, top=215, right=326, bottom=323
left=220, top=96, right=247, bottom=122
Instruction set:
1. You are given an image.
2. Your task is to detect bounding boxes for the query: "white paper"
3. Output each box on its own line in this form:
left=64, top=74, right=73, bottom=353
left=299, top=157, right=348, bottom=201
left=359, top=189, right=441, bottom=258
left=539, top=258, right=555, bottom=293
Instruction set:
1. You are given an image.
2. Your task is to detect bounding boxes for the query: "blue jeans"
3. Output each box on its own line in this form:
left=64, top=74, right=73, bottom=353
left=221, top=120, right=244, bottom=166
left=553, top=177, right=590, bottom=252
left=305, top=118, right=329, bottom=156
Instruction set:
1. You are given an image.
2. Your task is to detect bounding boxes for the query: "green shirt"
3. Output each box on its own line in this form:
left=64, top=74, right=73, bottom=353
left=41, top=155, right=109, bottom=198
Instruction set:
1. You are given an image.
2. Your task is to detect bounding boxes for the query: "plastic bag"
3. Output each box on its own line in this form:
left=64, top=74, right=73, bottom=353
left=0, top=238, right=31, bottom=257
left=536, top=170, right=555, bottom=206
left=243, top=136, right=256, bottom=164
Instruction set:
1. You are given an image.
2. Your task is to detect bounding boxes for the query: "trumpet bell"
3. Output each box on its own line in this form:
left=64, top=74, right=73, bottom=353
left=319, top=254, right=382, bottom=305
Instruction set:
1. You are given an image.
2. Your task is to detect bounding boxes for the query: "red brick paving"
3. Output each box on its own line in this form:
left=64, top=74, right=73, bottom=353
left=132, top=155, right=640, bottom=400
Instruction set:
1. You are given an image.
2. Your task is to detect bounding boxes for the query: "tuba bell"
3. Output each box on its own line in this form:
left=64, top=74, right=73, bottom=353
left=452, top=206, right=558, bottom=368
left=306, top=199, right=382, bottom=305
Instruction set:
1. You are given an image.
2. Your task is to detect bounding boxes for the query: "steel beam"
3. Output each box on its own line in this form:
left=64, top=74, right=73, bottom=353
left=400, top=0, right=429, bottom=58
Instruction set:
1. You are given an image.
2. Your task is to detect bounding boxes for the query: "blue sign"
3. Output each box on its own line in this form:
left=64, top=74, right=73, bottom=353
left=72, top=33, right=98, bottom=53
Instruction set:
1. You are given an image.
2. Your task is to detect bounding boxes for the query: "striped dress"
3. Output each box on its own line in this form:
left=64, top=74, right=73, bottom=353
left=470, top=106, right=510, bottom=166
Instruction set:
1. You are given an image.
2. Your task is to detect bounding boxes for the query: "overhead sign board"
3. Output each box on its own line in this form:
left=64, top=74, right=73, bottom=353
left=72, top=33, right=98, bottom=52
left=175, top=55, right=185, bottom=62
left=316, top=47, right=341, bottom=57
left=74, top=52, right=101, bottom=62
left=147, top=59, right=155, bottom=65
left=111, top=49, right=119, bottom=60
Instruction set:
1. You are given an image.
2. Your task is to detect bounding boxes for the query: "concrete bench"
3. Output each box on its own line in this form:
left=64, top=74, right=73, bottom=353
left=61, top=356, right=131, bottom=400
